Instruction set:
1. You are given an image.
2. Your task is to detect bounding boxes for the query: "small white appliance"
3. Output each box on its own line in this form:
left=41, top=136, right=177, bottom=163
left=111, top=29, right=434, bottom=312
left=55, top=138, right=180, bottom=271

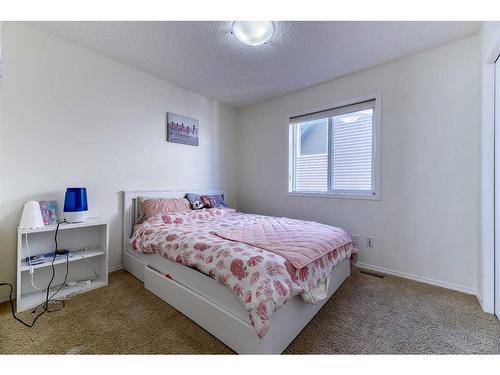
left=19, top=200, right=45, bottom=230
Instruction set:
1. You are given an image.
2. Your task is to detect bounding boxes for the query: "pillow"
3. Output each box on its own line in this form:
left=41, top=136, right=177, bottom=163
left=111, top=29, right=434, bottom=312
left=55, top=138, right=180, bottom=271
left=136, top=197, right=148, bottom=223
left=139, top=197, right=191, bottom=220
left=185, top=192, right=200, bottom=205
left=200, top=194, right=226, bottom=208
left=185, top=193, right=204, bottom=210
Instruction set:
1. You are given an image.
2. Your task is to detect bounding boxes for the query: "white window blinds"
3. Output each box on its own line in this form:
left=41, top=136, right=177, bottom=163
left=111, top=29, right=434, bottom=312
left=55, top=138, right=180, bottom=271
left=289, top=99, right=377, bottom=197
left=294, top=118, right=329, bottom=192
left=332, top=108, right=374, bottom=191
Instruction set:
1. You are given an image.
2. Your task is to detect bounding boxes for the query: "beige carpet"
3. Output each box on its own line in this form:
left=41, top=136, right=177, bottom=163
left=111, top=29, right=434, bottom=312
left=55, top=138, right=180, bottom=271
left=1, top=268, right=499, bottom=354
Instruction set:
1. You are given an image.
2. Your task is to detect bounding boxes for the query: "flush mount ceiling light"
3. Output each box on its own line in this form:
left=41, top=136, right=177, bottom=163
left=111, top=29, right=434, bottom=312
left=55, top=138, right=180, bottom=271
left=231, top=21, right=276, bottom=46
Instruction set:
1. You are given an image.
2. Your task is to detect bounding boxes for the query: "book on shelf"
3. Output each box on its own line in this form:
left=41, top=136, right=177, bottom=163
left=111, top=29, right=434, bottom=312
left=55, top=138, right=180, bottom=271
left=25, top=251, right=74, bottom=265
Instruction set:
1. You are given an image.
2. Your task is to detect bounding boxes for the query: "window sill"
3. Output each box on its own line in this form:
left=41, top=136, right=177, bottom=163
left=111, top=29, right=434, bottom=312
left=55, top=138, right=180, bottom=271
left=286, top=192, right=380, bottom=201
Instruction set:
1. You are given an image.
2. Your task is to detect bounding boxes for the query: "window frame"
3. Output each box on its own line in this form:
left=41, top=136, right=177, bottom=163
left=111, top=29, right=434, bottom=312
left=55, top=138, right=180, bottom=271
left=287, top=93, right=381, bottom=200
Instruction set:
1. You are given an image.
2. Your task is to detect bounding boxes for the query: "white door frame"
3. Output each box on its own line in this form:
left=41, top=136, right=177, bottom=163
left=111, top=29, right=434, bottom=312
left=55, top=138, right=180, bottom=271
left=480, top=24, right=500, bottom=315
left=495, top=57, right=500, bottom=320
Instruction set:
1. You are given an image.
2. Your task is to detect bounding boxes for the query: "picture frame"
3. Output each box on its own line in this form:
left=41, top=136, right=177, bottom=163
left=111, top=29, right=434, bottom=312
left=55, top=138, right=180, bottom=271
left=166, top=112, right=199, bottom=146
left=38, top=200, right=58, bottom=225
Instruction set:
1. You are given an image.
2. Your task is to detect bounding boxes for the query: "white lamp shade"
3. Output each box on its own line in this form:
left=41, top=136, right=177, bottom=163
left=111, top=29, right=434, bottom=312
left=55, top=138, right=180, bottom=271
left=19, top=200, right=45, bottom=229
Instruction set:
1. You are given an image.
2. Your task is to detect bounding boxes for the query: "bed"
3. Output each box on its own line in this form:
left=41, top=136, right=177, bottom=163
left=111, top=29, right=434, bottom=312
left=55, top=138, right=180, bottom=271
left=122, top=190, right=355, bottom=354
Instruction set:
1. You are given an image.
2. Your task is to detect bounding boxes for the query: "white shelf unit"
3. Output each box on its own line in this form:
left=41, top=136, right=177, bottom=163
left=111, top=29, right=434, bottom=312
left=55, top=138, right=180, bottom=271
left=16, top=218, right=109, bottom=312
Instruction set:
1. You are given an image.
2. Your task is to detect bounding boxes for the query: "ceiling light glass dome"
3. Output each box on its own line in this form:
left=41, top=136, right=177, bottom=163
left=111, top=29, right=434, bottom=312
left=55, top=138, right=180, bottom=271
left=231, top=21, right=276, bottom=46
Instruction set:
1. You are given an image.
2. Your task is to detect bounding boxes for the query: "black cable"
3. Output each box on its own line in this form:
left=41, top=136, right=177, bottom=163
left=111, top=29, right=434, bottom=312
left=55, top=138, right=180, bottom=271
left=0, top=282, right=46, bottom=328
left=31, top=221, right=67, bottom=314
left=0, top=220, right=68, bottom=327
left=44, top=221, right=63, bottom=309
left=49, top=253, right=69, bottom=301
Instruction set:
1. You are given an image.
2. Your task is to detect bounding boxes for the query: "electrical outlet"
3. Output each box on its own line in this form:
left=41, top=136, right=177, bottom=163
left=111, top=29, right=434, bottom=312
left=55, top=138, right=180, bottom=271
left=365, top=237, right=375, bottom=248
left=351, top=236, right=359, bottom=248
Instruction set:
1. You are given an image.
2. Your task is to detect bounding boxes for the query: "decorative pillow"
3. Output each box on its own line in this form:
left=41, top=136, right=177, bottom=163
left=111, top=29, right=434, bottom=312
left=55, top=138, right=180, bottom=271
left=192, top=200, right=204, bottom=209
left=185, top=193, right=204, bottom=210
left=139, top=197, right=191, bottom=220
left=185, top=192, right=200, bottom=205
left=200, top=194, right=226, bottom=208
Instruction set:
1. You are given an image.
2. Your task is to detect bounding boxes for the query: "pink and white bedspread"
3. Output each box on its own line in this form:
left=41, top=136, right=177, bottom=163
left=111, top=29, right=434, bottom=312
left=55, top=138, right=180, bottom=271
left=131, top=208, right=357, bottom=338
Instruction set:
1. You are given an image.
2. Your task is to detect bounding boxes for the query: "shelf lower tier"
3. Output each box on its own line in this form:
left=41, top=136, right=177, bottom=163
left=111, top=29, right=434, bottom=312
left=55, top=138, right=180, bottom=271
left=16, top=280, right=108, bottom=312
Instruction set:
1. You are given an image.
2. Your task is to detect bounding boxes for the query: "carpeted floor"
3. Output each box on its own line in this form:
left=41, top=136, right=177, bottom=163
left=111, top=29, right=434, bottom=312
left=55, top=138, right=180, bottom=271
left=1, top=268, right=499, bottom=354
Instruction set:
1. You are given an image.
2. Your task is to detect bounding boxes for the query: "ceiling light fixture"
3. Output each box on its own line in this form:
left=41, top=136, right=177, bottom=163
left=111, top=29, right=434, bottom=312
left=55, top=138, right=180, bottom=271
left=231, top=21, right=276, bottom=46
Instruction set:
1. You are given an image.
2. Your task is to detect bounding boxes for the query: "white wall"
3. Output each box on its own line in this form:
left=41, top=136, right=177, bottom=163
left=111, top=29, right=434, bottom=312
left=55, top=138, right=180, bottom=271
left=0, top=23, right=484, bottom=304
left=237, top=37, right=479, bottom=294
left=0, top=23, right=238, bottom=300
left=478, top=21, right=500, bottom=313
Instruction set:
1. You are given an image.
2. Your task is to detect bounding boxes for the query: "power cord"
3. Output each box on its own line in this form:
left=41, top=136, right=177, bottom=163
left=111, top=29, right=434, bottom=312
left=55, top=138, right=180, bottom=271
left=73, top=249, right=98, bottom=278
left=0, top=220, right=69, bottom=327
left=43, top=221, right=66, bottom=310
left=49, top=253, right=69, bottom=300
left=25, top=233, right=43, bottom=292
left=0, top=283, right=46, bottom=328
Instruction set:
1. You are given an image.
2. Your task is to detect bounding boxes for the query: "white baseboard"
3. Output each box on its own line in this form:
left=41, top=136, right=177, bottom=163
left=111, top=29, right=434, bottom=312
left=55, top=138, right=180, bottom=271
left=0, top=296, right=10, bottom=304
left=356, top=262, right=478, bottom=296
left=2, top=263, right=481, bottom=309
left=477, top=292, right=484, bottom=309
left=478, top=293, right=495, bottom=314
left=108, top=264, right=123, bottom=272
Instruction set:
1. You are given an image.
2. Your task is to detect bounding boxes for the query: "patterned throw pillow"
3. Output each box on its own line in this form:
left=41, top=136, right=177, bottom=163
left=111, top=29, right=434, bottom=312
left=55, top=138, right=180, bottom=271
left=200, top=194, right=226, bottom=208
left=185, top=193, right=203, bottom=210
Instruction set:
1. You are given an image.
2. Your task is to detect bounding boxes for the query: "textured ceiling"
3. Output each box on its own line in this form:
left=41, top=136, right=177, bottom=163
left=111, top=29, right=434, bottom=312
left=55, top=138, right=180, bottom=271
left=30, top=21, right=479, bottom=108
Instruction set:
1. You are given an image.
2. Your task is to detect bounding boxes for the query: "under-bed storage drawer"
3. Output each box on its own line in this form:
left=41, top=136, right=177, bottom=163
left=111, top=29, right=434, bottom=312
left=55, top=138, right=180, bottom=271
left=144, top=266, right=266, bottom=354
left=143, top=259, right=351, bottom=354
left=147, top=253, right=251, bottom=323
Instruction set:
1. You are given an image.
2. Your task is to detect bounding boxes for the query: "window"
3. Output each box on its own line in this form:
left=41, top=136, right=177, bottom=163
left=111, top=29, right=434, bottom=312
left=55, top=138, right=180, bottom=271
left=288, top=97, right=379, bottom=198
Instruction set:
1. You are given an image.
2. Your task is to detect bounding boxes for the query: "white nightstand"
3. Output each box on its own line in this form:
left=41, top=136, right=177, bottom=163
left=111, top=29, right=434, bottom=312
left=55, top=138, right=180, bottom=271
left=16, top=218, right=109, bottom=312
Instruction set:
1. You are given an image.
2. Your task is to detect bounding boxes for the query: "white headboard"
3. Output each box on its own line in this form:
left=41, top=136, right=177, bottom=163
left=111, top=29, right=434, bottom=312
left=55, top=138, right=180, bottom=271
left=122, top=189, right=225, bottom=254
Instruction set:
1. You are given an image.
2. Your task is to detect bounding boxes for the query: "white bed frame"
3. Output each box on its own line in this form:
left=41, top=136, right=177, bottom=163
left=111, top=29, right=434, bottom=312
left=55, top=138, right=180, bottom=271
left=122, top=190, right=350, bottom=354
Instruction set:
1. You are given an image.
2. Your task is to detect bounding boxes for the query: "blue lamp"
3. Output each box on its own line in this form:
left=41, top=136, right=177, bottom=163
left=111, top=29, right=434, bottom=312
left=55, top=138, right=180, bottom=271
left=63, top=187, right=88, bottom=223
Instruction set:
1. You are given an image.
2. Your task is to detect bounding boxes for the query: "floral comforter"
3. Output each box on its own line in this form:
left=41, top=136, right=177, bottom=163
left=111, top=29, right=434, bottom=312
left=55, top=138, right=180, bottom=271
left=131, top=208, right=356, bottom=338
